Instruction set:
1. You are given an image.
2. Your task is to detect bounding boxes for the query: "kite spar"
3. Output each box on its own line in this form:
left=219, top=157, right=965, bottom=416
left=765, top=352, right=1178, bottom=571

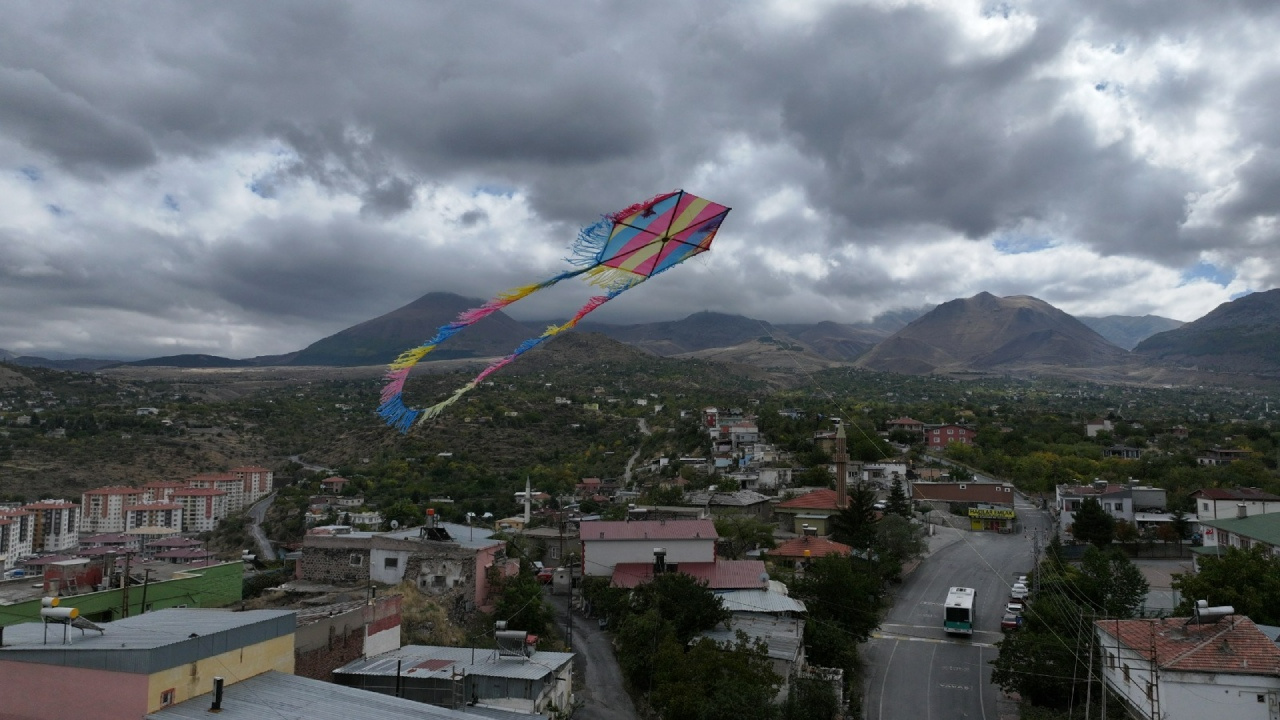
left=377, top=189, right=731, bottom=432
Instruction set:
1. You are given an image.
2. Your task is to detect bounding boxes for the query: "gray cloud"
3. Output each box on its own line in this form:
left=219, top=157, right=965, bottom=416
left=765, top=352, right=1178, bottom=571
left=1, top=1, right=1278, bottom=358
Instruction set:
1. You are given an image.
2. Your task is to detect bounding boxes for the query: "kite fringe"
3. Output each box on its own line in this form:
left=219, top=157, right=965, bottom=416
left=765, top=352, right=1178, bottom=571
left=566, top=218, right=612, bottom=268
left=606, top=190, right=680, bottom=222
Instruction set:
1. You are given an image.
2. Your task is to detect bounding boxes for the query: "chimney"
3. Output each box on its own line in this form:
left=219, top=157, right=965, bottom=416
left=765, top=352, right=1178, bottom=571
left=802, top=524, right=817, bottom=537
left=210, top=676, right=224, bottom=712
left=1237, top=503, right=1248, bottom=519
left=834, top=423, right=848, bottom=509
left=653, top=548, right=667, bottom=575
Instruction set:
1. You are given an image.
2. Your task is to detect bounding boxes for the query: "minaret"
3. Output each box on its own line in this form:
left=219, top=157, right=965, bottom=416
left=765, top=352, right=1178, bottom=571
left=834, top=422, right=848, bottom=509
left=524, top=476, right=532, bottom=524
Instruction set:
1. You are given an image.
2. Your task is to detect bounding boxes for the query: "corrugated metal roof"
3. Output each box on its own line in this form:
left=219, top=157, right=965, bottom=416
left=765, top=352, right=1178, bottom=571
left=336, top=645, right=574, bottom=682
left=581, top=519, right=717, bottom=541
left=1199, top=513, right=1280, bottom=546
left=717, top=589, right=807, bottom=615
left=146, top=670, right=505, bottom=720
left=699, top=614, right=804, bottom=662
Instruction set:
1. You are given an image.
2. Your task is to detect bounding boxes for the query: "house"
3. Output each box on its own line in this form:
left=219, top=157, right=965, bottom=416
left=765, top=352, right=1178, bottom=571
left=0, top=608, right=296, bottom=720
left=926, top=424, right=976, bottom=450
left=298, top=519, right=513, bottom=613
left=580, top=519, right=717, bottom=578
left=774, top=489, right=845, bottom=536
left=913, top=482, right=1017, bottom=532
left=293, top=593, right=402, bottom=681
left=1190, top=487, right=1280, bottom=521
left=767, top=534, right=853, bottom=569
left=320, top=476, right=351, bottom=493
left=334, top=640, right=574, bottom=717
left=1055, top=481, right=1167, bottom=532
left=1103, top=445, right=1145, bottom=460
left=1094, top=613, right=1280, bottom=720
left=1085, top=418, right=1113, bottom=438
left=1195, top=512, right=1280, bottom=561
left=610, top=558, right=769, bottom=590
left=683, top=489, right=773, bottom=520
left=1197, top=447, right=1253, bottom=467
left=885, top=417, right=924, bottom=435
left=699, top=613, right=805, bottom=702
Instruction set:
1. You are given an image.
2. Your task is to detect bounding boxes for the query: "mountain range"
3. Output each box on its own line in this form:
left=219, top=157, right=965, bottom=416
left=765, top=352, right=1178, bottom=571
left=4, top=289, right=1278, bottom=383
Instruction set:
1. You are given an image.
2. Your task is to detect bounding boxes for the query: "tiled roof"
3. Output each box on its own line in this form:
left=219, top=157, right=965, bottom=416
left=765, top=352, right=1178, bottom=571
left=1199, top=513, right=1280, bottom=547
left=231, top=465, right=271, bottom=472
left=611, top=560, right=768, bottom=590
left=913, top=482, right=1015, bottom=504
left=22, top=501, right=77, bottom=510
left=581, top=518, right=717, bottom=541
left=1192, top=487, right=1280, bottom=502
left=777, top=488, right=842, bottom=510
left=124, top=502, right=182, bottom=510
left=1097, top=616, right=1280, bottom=677
left=172, top=487, right=227, bottom=496
left=83, top=486, right=142, bottom=495
left=769, top=535, right=853, bottom=558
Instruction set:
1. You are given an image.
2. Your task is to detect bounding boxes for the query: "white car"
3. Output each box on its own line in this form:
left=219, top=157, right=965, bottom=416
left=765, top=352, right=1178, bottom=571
left=1010, top=583, right=1029, bottom=600
left=1006, top=600, right=1025, bottom=616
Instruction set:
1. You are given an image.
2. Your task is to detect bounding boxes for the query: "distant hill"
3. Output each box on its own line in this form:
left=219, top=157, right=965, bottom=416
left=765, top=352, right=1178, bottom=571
left=773, top=321, right=885, bottom=361
left=855, top=292, right=1130, bottom=375
left=0, top=348, right=14, bottom=361
left=1133, top=289, right=1280, bottom=375
left=581, top=312, right=792, bottom=356
left=8, top=355, right=121, bottom=371
left=123, top=354, right=256, bottom=368
left=287, top=292, right=533, bottom=367
left=1077, top=315, right=1185, bottom=350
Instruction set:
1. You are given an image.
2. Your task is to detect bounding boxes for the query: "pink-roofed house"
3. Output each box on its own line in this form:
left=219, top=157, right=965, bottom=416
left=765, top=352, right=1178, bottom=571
left=1095, top=614, right=1280, bottom=720
left=610, top=559, right=768, bottom=590
left=580, top=519, right=717, bottom=578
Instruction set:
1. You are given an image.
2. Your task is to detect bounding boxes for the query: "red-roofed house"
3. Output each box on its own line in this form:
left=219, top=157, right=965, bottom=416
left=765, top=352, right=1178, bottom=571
left=767, top=535, right=853, bottom=568
left=886, top=417, right=924, bottom=435
left=1190, top=487, right=1280, bottom=521
left=610, top=559, right=768, bottom=590
left=320, top=476, right=351, bottom=494
left=774, top=489, right=843, bottom=536
left=1095, top=615, right=1280, bottom=720
left=80, top=486, right=144, bottom=534
left=580, top=519, right=716, bottom=578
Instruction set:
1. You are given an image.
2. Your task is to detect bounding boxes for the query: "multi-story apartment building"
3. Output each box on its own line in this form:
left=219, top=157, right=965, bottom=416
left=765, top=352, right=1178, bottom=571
left=79, top=486, right=144, bottom=534
left=22, top=499, right=79, bottom=553
left=232, top=465, right=273, bottom=507
left=123, top=501, right=184, bottom=532
left=186, top=472, right=245, bottom=511
left=171, top=488, right=228, bottom=534
left=141, top=480, right=188, bottom=502
left=926, top=424, right=977, bottom=450
left=0, top=508, right=34, bottom=571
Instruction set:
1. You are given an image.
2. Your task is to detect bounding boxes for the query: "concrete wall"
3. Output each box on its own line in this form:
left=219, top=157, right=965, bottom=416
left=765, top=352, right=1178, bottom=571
left=0, top=661, right=148, bottom=720
left=294, top=595, right=402, bottom=681
left=146, top=634, right=294, bottom=713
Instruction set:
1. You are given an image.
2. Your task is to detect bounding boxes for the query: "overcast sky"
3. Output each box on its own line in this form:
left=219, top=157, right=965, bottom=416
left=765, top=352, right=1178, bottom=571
left=2, top=1, right=1278, bottom=360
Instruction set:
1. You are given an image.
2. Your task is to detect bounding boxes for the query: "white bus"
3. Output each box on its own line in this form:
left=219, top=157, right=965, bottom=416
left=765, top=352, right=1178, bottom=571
left=944, top=586, right=976, bottom=635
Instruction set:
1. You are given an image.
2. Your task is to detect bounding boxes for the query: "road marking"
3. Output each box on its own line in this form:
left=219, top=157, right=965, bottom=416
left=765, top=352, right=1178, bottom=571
left=939, top=682, right=971, bottom=690
left=871, top=631, right=996, bottom=648
left=878, top=638, right=898, bottom=720
left=941, top=665, right=968, bottom=672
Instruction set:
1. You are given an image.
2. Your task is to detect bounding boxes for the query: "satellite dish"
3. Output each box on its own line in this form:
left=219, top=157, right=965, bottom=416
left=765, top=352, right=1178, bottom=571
left=390, top=520, right=400, bottom=530
left=482, top=512, right=494, bottom=519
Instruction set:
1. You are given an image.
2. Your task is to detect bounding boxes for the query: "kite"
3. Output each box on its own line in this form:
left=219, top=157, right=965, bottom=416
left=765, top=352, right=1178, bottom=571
left=377, top=189, right=731, bottom=432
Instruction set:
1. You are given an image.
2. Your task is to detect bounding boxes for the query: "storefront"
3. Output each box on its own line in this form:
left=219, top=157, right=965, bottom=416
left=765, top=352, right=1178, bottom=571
left=968, top=505, right=1016, bottom=533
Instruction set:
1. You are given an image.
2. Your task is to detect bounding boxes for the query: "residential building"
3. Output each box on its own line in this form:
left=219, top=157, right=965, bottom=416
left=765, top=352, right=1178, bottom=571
left=0, top=608, right=296, bottom=720
left=1197, top=447, right=1253, bottom=466
left=699, top=614, right=805, bottom=702
left=1094, top=614, right=1280, bottom=720
left=80, top=486, right=145, bottom=534
left=1103, top=445, right=1145, bottom=460
left=299, top=521, right=512, bottom=613
left=334, top=641, right=574, bottom=717
left=885, top=416, right=924, bottom=435
left=23, top=499, right=79, bottom=553
left=124, top=501, right=184, bottom=533
left=767, top=534, right=853, bottom=569
left=683, top=489, right=773, bottom=520
left=926, top=424, right=976, bottom=450
left=1085, top=418, right=1113, bottom=437
left=171, top=488, right=229, bottom=534
left=774, top=489, right=845, bottom=536
left=142, top=481, right=188, bottom=503
left=1055, top=481, right=1167, bottom=532
left=186, top=472, right=248, bottom=512
left=0, top=507, right=33, bottom=571
left=320, top=476, right=351, bottom=494
left=580, top=519, right=717, bottom=578
left=1195, top=512, right=1280, bottom=560
left=610, top=558, right=769, bottom=590
left=1191, top=487, right=1280, bottom=521
left=231, top=465, right=273, bottom=506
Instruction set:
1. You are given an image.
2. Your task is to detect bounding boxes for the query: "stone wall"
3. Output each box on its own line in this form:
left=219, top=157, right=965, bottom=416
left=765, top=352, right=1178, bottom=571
left=299, top=545, right=371, bottom=585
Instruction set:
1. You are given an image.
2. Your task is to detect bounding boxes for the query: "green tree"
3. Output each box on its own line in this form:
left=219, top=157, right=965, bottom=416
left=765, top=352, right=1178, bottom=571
left=714, top=514, right=778, bottom=560
left=628, top=572, right=730, bottom=644
left=490, top=568, right=553, bottom=637
left=1077, top=546, right=1150, bottom=617
left=885, top=477, right=912, bottom=517
left=791, top=554, right=882, bottom=676
left=829, top=482, right=879, bottom=551
left=1171, top=546, right=1280, bottom=625
left=872, top=514, right=926, bottom=582
left=650, top=632, right=783, bottom=720
left=782, top=676, right=840, bottom=720
left=1069, top=498, right=1115, bottom=547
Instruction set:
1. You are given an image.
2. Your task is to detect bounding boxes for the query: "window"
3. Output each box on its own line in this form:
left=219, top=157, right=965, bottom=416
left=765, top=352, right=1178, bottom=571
left=160, top=689, right=176, bottom=707
left=1122, top=664, right=1130, bottom=683
left=1203, top=502, right=1210, bottom=512
left=349, top=554, right=363, bottom=566
left=548, top=546, right=560, bottom=559
left=384, top=557, right=399, bottom=569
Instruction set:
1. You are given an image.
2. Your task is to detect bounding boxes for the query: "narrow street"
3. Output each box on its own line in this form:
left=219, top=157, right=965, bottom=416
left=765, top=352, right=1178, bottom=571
left=546, top=587, right=640, bottom=720
left=247, top=491, right=277, bottom=560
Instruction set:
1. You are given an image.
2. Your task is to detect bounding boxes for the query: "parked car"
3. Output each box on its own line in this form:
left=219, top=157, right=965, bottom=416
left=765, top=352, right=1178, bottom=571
left=1001, top=613, right=1021, bottom=631
left=1010, top=583, right=1029, bottom=600
left=536, top=567, right=554, bottom=584
left=1006, top=600, right=1025, bottom=616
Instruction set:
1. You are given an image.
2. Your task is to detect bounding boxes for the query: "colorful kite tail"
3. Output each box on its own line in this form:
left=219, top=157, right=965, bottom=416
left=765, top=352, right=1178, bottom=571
left=416, top=288, right=629, bottom=423
left=376, top=268, right=585, bottom=432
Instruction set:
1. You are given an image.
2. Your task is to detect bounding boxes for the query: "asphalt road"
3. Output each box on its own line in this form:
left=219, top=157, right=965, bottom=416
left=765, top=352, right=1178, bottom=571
left=546, top=587, right=640, bottom=720
left=247, top=491, right=277, bottom=560
left=863, top=497, right=1054, bottom=720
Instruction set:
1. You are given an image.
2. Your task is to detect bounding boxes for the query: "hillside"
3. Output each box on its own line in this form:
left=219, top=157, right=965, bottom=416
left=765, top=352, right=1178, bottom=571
left=288, top=291, right=533, bottom=366
left=124, top=354, right=256, bottom=368
left=1078, top=315, right=1185, bottom=350
left=1133, top=288, right=1280, bottom=375
left=581, top=312, right=795, bottom=356
left=774, top=321, right=886, bottom=361
left=855, top=292, right=1131, bottom=375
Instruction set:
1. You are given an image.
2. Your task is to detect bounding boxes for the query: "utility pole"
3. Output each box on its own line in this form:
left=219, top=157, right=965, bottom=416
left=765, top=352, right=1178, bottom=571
left=119, top=551, right=132, bottom=618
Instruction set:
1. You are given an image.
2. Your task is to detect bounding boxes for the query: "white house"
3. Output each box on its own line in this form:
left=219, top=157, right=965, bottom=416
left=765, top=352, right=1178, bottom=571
left=1095, top=614, right=1280, bottom=720
left=580, top=519, right=716, bottom=578
left=1085, top=418, right=1114, bottom=438
left=1190, top=487, right=1280, bottom=521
